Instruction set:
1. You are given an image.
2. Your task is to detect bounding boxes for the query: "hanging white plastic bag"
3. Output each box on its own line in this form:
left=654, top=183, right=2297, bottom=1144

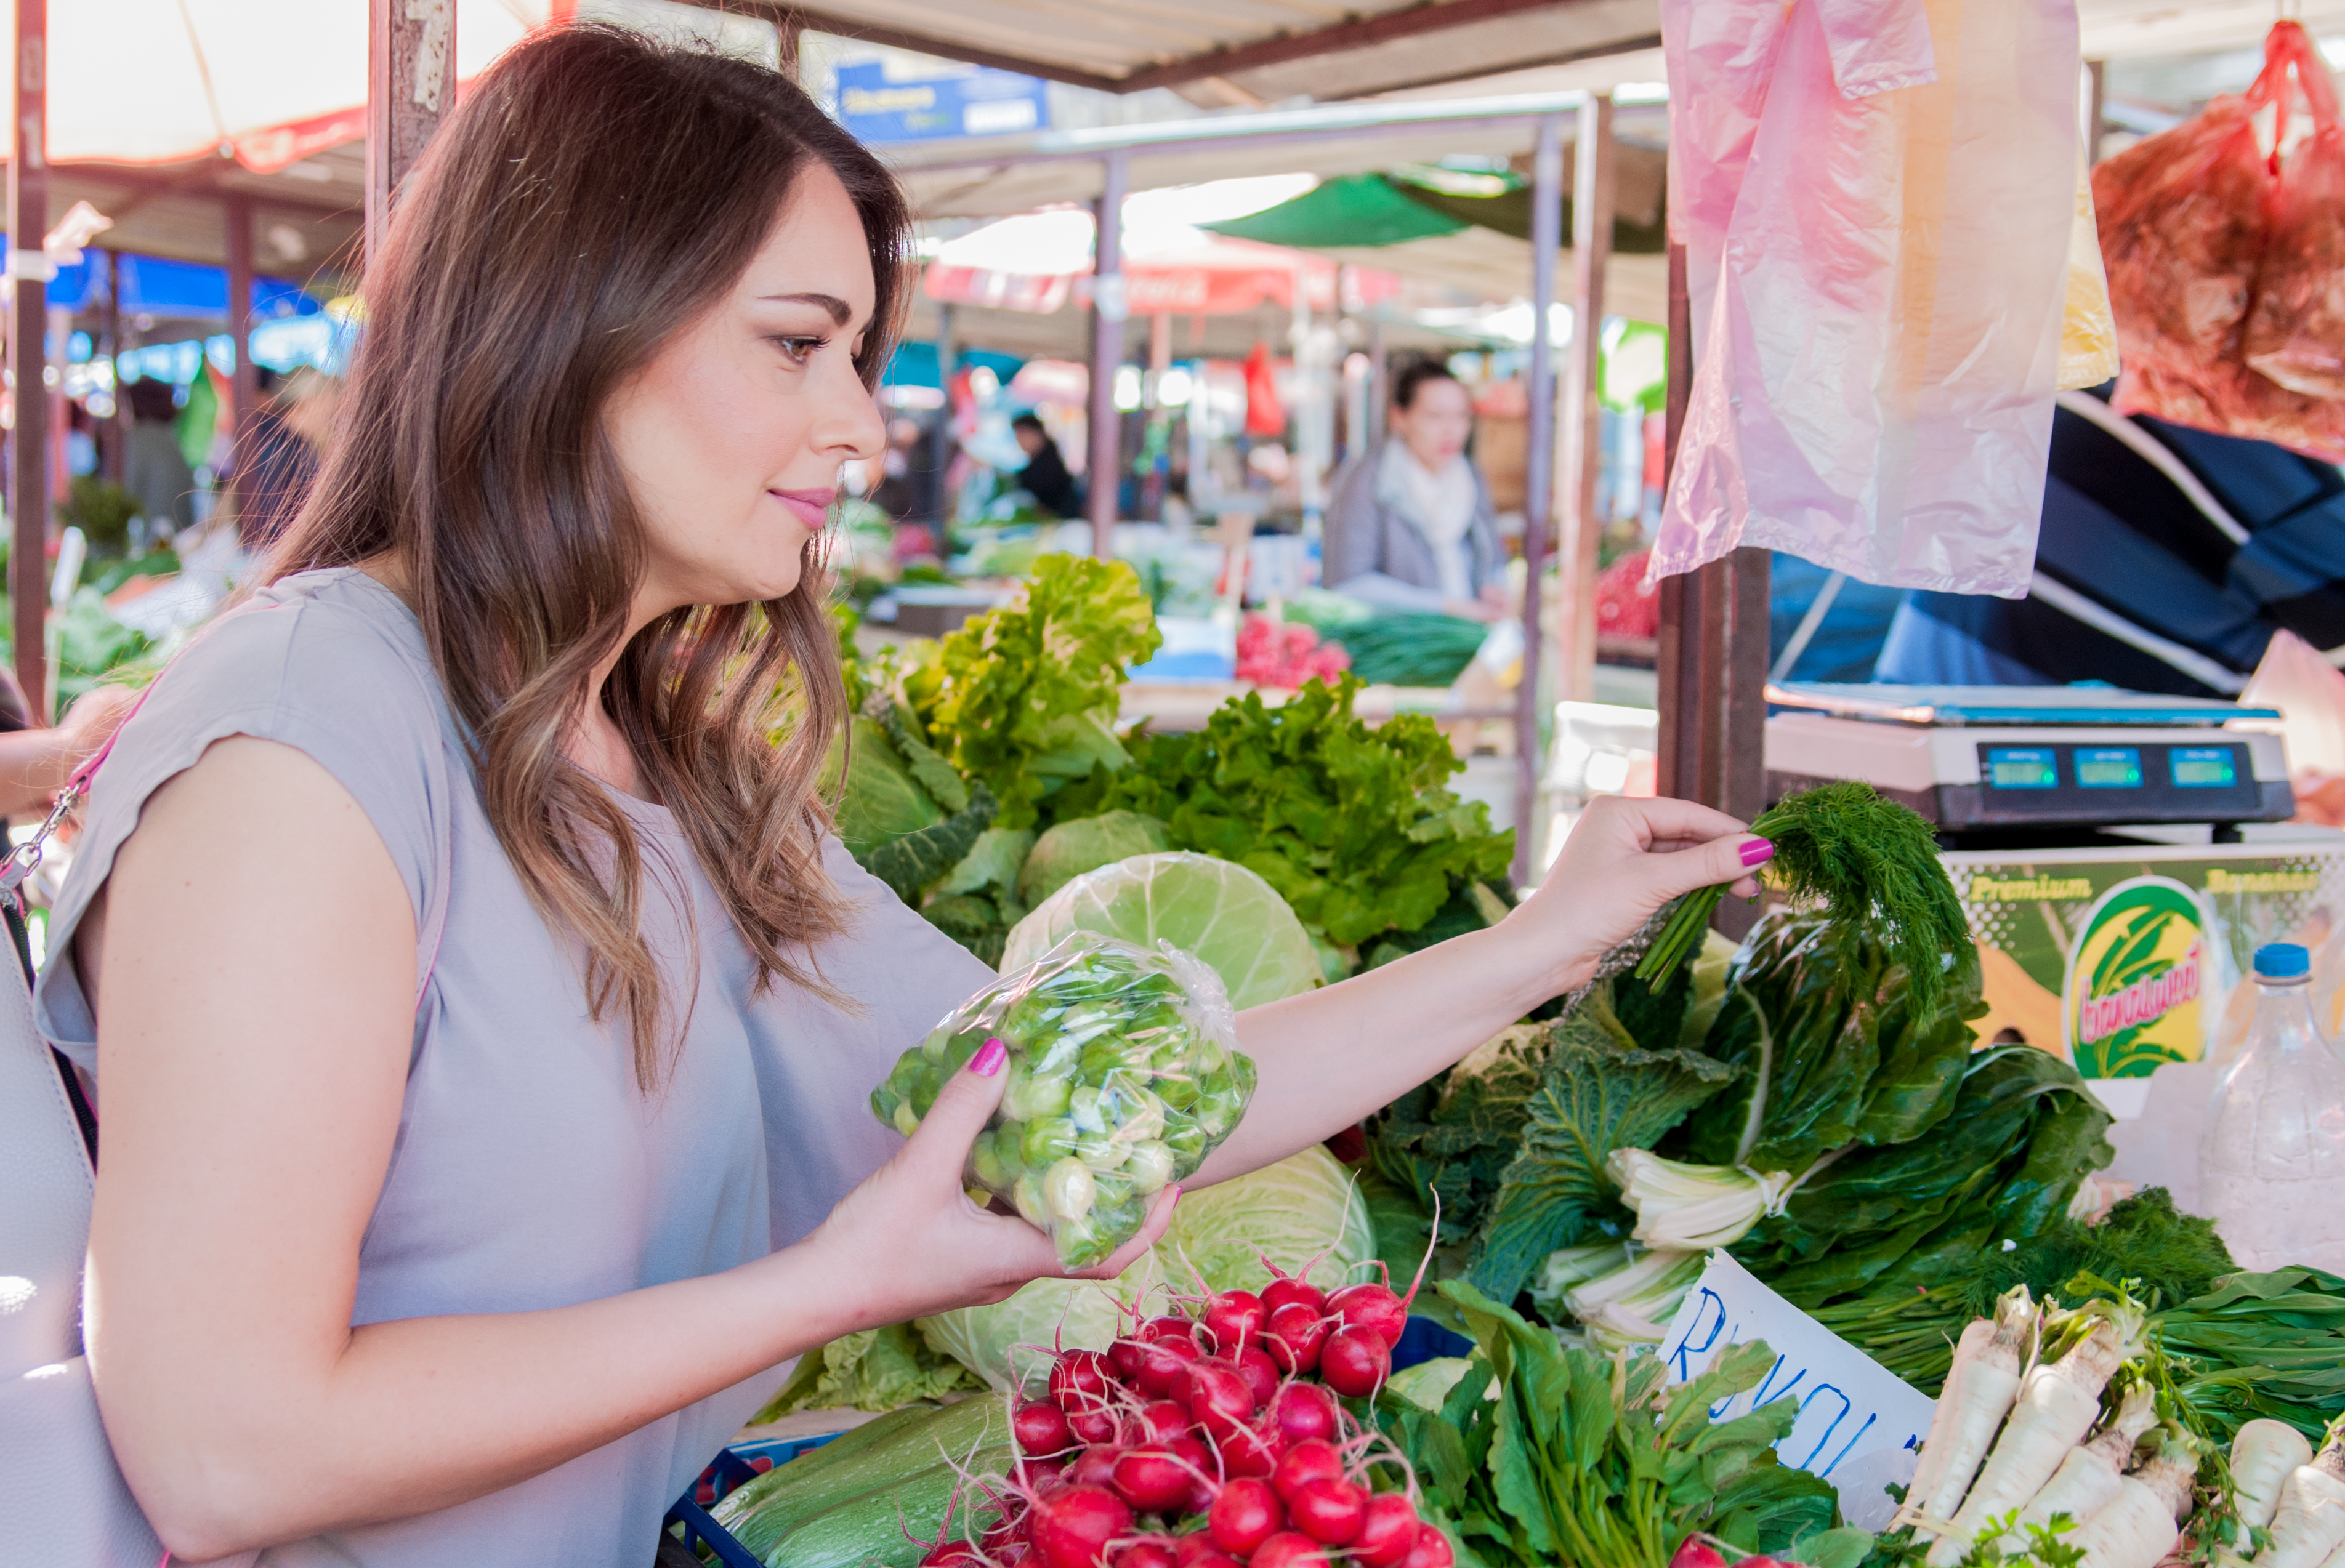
left=1653, top=0, right=2080, bottom=598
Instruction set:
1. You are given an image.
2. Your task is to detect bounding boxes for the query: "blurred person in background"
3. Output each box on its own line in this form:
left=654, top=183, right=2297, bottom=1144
left=228, top=367, right=342, bottom=551
left=1011, top=411, right=1080, bottom=517
left=0, top=670, right=140, bottom=824
left=1325, top=360, right=1508, bottom=622
left=123, top=379, right=197, bottom=536
left=868, top=416, right=935, bottom=522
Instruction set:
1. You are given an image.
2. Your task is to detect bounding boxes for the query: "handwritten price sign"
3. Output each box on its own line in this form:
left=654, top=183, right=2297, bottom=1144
left=1658, top=1252, right=1936, bottom=1531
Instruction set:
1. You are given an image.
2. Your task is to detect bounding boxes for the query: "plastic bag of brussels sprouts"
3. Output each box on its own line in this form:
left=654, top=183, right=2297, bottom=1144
left=868, top=930, right=1256, bottom=1269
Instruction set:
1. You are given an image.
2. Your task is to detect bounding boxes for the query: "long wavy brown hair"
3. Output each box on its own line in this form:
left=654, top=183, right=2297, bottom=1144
left=269, top=25, right=910, bottom=1088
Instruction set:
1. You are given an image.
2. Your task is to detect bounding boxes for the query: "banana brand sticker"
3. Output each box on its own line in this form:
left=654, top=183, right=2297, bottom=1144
left=2062, top=876, right=2210, bottom=1078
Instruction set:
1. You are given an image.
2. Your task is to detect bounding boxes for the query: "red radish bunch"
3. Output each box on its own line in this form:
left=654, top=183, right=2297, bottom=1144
left=927, top=1263, right=1450, bottom=1568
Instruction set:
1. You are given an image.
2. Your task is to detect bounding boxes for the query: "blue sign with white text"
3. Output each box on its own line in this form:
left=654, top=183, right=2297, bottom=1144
left=833, top=60, right=1047, bottom=143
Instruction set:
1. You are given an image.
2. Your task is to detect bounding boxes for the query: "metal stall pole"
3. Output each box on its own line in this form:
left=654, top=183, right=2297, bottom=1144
left=1086, top=149, right=1130, bottom=559
left=367, top=0, right=456, bottom=268
left=1511, top=112, right=1566, bottom=888
left=9, top=0, right=48, bottom=712
left=99, top=248, right=123, bottom=483
left=932, top=302, right=957, bottom=532
left=1653, top=242, right=1769, bottom=937
left=225, top=192, right=257, bottom=461
left=1366, top=317, right=1387, bottom=446
left=1559, top=93, right=1613, bottom=702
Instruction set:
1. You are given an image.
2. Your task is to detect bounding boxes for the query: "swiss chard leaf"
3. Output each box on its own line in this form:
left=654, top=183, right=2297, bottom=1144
left=1466, top=999, right=1740, bottom=1304
left=1674, top=912, right=1981, bottom=1177
left=1743, top=1045, right=2113, bottom=1306
left=834, top=715, right=946, bottom=855
left=865, top=784, right=999, bottom=907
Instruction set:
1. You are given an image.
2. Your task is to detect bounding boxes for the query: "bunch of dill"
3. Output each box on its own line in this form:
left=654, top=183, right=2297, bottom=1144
left=1634, top=781, right=1975, bottom=1014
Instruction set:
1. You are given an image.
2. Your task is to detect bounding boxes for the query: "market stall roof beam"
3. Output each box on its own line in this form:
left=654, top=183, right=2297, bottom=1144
left=727, top=0, right=1622, bottom=98
left=883, top=89, right=1600, bottom=173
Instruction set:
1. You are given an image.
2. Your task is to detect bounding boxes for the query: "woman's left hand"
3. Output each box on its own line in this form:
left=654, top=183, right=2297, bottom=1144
left=1494, top=794, right=1770, bottom=1002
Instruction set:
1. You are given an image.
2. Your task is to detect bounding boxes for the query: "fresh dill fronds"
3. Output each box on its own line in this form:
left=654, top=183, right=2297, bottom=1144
left=1635, top=781, right=1974, bottom=1013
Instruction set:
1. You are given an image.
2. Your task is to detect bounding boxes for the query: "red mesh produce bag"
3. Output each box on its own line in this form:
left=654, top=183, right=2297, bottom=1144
left=2244, top=31, right=2345, bottom=397
left=2096, top=23, right=2345, bottom=459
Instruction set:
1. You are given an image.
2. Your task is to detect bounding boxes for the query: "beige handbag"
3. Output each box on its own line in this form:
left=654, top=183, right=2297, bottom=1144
left=0, top=778, right=165, bottom=1565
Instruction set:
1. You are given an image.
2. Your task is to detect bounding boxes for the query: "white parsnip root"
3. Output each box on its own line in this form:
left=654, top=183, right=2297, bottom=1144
left=2234, top=1420, right=2317, bottom=1551
left=2018, top=1381, right=2160, bottom=1534
left=2069, top=1431, right=2199, bottom=1568
left=2254, top=1434, right=2345, bottom=1568
left=1905, top=1287, right=2039, bottom=1542
left=1928, top=1308, right=2142, bottom=1567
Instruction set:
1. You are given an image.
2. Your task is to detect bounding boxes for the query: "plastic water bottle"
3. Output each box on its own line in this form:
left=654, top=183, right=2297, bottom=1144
left=2200, top=943, right=2345, bottom=1272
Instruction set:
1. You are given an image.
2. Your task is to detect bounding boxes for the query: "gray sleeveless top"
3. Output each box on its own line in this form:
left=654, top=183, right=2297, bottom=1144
left=34, top=568, right=994, bottom=1567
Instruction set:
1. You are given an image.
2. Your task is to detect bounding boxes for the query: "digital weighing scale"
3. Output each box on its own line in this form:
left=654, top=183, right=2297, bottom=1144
left=1759, top=683, right=2345, bottom=1117
left=1762, top=683, right=2295, bottom=842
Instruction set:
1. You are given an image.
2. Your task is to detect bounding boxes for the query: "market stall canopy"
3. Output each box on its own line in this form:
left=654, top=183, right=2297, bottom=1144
left=887, top=92, right=1660, bottom=220
left=1, top=0, right=545, bottom=167
left=922, top=207, right=1400, bottom=316
left=1198, top=173, right=1669, bottom=324
left=725, top=0, right=2345, bottom=101
left=767, top=0, right=1665, bottom=103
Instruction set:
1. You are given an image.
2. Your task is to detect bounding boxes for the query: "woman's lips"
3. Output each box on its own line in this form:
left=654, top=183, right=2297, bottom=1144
left=770, top=488, right=833, bottom=529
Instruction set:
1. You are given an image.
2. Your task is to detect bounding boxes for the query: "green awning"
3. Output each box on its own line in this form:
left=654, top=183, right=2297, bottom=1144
left=1385, top=177, right=1668, bottom=255
left=1204, top=174, right=1467, bottom=248
left=1207, top=172, right=1667, bottom=257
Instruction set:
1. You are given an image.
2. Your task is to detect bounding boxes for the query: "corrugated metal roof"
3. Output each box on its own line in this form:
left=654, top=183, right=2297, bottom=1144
left=749, top=0, right=2345, bottom=104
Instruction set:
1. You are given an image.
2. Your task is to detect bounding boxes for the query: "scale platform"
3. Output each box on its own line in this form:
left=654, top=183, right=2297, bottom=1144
left=1764, top=683, right=2295, bottom=840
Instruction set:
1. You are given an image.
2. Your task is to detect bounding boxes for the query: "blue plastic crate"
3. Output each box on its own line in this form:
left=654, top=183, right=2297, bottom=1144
left=666, top=1431, right=843, bottom=1567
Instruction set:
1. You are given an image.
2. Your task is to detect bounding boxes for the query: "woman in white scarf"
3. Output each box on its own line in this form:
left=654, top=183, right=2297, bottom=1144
left=1324, top=361, right=1508, bottom=621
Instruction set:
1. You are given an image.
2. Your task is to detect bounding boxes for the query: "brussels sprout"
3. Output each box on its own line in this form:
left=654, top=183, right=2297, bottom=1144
left=1124, top=1140, right=1176, bottom=1195
left=1073, top=1130, right=1128, bottom=1169
left=1021, top=1116, right=1080, bottom=1168
left=868, top=932, right=1256, bottom=1267
left=1003, top=1068, right=1072, bottom=1122
left=1012, top=1172, right=1049, bottom=1228
left=1043, top=1157, right=1096, bottom=1223
left=970, top=1130, right=1011, bottom=1191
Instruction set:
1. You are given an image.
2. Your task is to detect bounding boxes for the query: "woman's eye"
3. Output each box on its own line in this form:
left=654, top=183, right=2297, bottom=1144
left=774, top=336, right=826, bottom=366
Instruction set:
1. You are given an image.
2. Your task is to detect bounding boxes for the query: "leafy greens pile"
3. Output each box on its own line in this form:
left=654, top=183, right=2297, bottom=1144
left=1363, top=783, right=2115, bottom=1340
left=1084, top=673, right=1514, bottom=952
left=833, top=557, right=1515, bottom=973
left=1381, top=1278, right=1871, bottom=1568
left=908, top=553, right=1160, bottom=832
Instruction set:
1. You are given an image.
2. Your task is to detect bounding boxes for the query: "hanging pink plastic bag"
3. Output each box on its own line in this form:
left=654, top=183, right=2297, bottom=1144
left=1653, top=0, right=2081, bottom=599
left=2098, top=23, right=2345, bottom=457
left=2243, top=28, right=2345, bottom=398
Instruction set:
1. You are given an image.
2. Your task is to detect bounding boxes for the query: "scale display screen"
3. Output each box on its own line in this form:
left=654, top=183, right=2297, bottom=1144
left=2171, top=747, right=2238, bottom=788
left=2075, top=747, right=2143, bottom=789
left=1964, top=739, right=2261, bottom=823
left=1984, top=747, right=2059, bottom=789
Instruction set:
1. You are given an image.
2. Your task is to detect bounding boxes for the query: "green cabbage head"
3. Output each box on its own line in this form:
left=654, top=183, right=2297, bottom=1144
left=916, top=1144, right=1376, bottom=1391
left=1004, top=851, right=1321, bottom=1011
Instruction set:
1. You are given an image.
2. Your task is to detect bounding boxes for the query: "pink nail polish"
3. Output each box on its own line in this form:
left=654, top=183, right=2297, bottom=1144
left=1739, top=837, right=1775, bottom=867
left=969, top=1037, right=1007, bottom=1077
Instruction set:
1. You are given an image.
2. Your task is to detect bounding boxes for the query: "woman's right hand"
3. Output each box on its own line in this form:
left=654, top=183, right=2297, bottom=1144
left=802, top=1039, right=1179, bottom=1330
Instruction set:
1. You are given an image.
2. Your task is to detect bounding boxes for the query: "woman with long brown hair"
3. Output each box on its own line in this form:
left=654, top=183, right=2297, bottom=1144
left=39, top=25, right=1770, bottom=1567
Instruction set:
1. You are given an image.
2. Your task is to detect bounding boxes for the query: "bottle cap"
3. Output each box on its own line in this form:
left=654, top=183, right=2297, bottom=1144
left=2255, top=942, right=2310, bottom=979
